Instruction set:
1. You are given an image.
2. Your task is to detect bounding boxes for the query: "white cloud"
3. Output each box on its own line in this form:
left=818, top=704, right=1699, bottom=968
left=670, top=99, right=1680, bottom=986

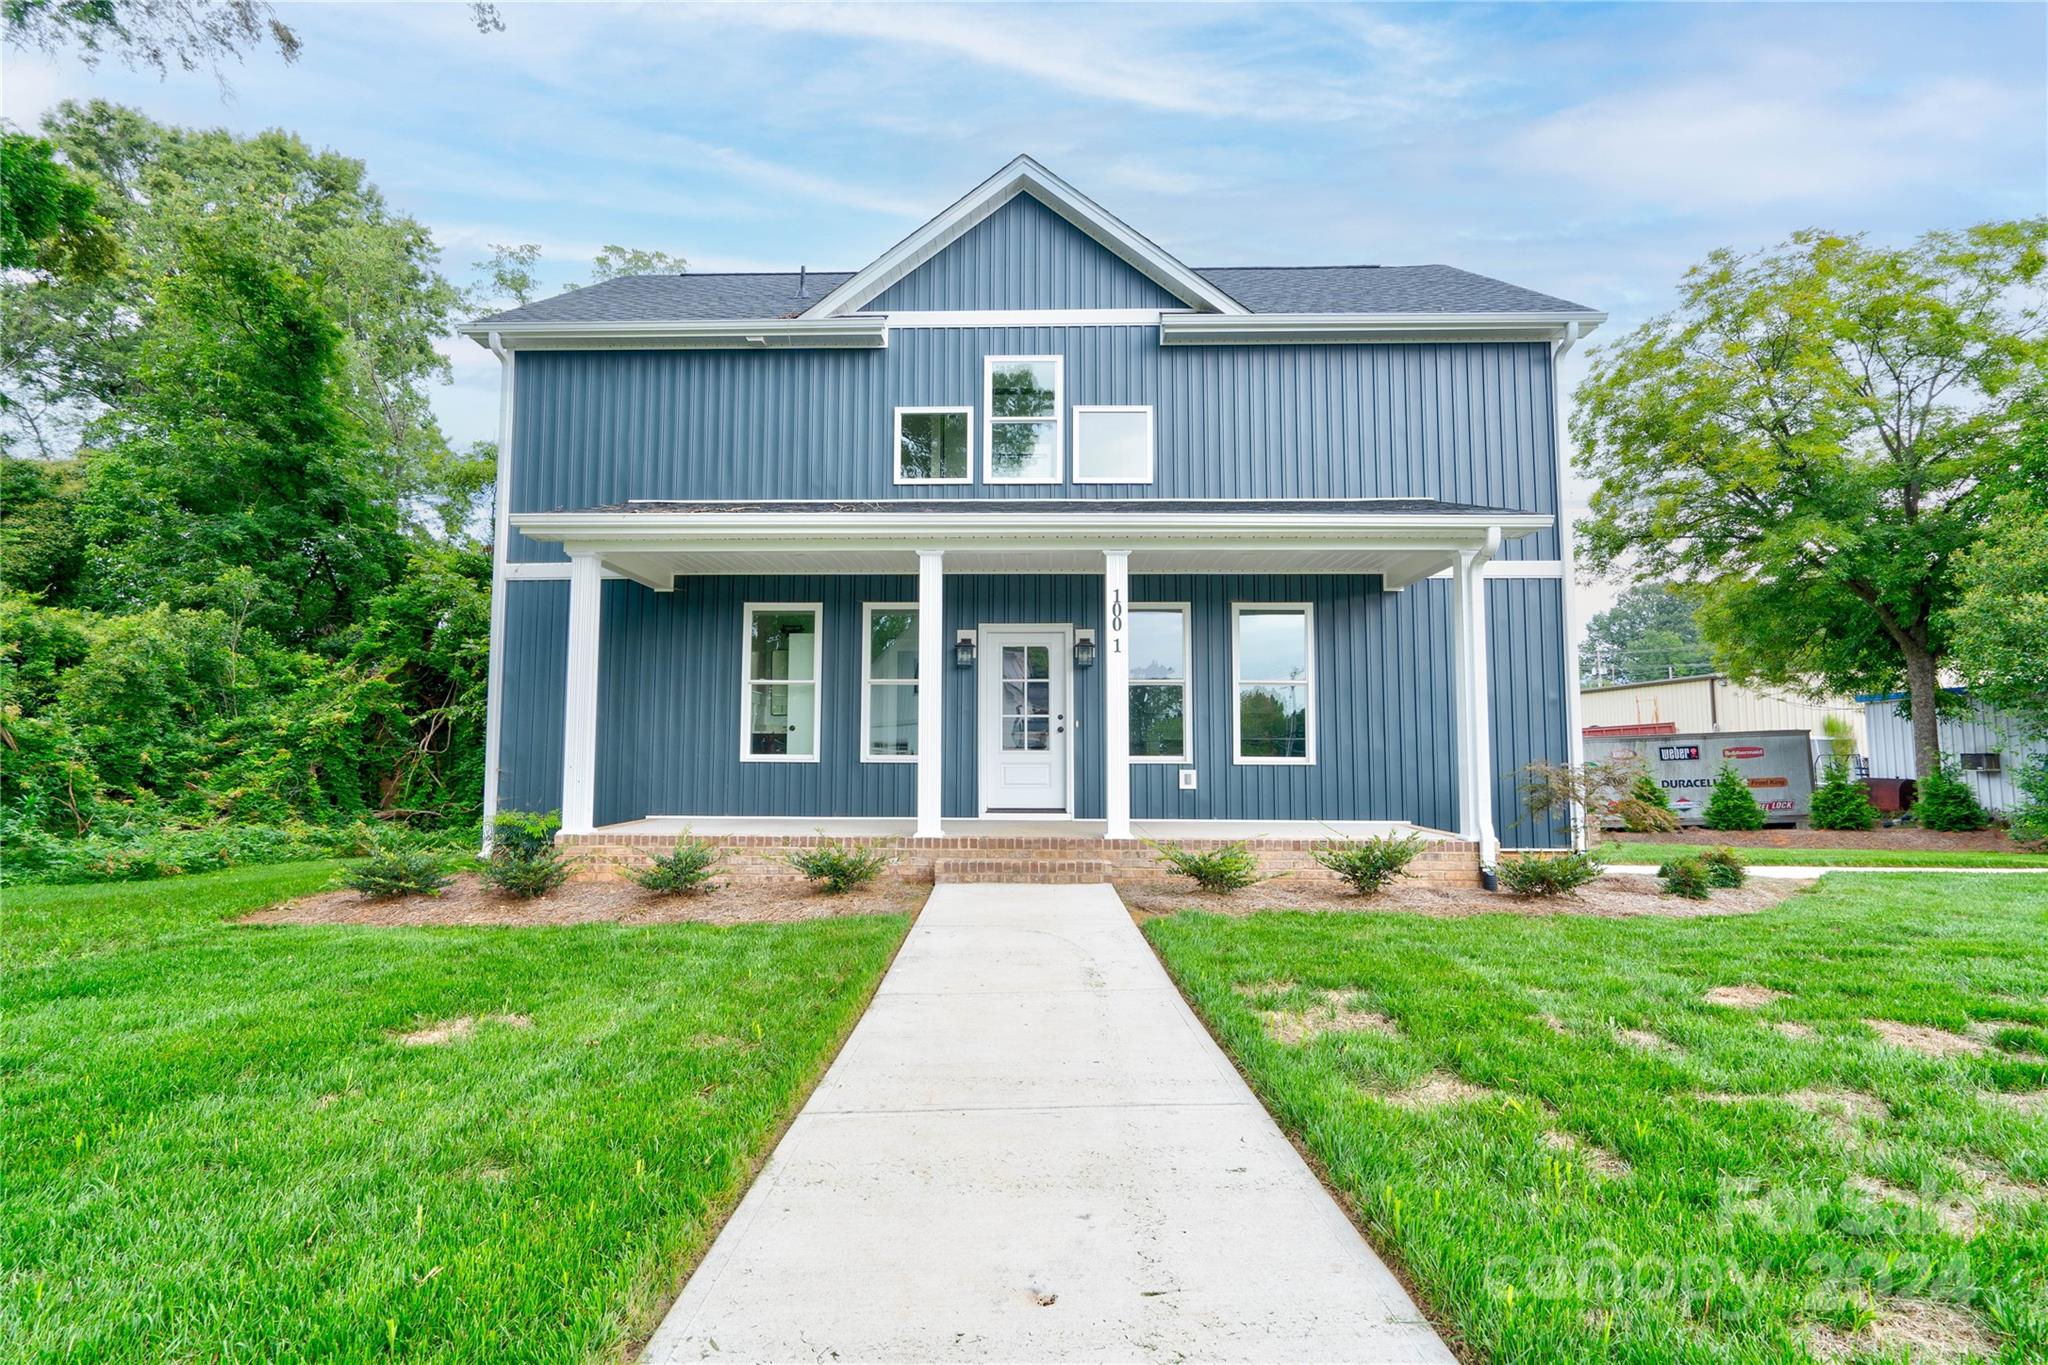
left=1508, top=69, right=2036, bottom=211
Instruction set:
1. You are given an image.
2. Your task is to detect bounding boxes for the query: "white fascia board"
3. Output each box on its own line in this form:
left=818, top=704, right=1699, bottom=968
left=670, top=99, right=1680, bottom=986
left=1159, top=311, right=1608, bottom=346
left=455, top=316, right=887, bottom=350
left=511, top=508, right=1552, bottom=550
left=800, top=154, right=1248, bottom=320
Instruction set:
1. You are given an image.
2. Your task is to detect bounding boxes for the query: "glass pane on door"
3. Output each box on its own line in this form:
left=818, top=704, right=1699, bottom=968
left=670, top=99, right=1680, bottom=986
left=1000, top=644, right=1053, bottom=751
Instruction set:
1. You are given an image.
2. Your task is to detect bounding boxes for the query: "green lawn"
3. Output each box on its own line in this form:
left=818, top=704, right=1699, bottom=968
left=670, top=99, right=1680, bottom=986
left=1146, top=874, right=2048, bottom=1363
left=2, top=862, right=910, bottom=1363
left=1597, top=842, right=2048, bottom=869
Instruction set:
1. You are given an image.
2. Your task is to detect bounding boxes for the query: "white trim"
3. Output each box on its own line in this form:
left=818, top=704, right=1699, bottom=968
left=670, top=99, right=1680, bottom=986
left=1230, top=602, right=1316, bottom=766
left=983, top=355, right=1064, bottom=485
left=886, top=309, right=1174, bottom=328
left=458, top=316, right=887, bottom=350
left=740, top=601, right=824, bottom=764
left=561, top=552, right=605, bottom=834
left=860, top=602, right=921, bottom=764
left=1103, top=551, right=1132, bottom=839
left=1550, top=327, right=1589, bottom=850
left=481, top=339, right=514, bottom=850
left=915, top=553, right=945, bottom=836
left=1127, top=602, right=1192, bottom=766
left=799, top=154, right=1249, bottom=320
left=1414, top=559, right=1565, bottom=583
left=516, top=508, right=1548, bottom=545
left=1451, top=538, right=1500, bottom=865
left=976, top=623, right=1076, bottom=817
left=1071, top=405, right=1155, bottom=485
left=891, top=406, right=975, bottom=486
left=1160, top=311, right=1606, bottom=347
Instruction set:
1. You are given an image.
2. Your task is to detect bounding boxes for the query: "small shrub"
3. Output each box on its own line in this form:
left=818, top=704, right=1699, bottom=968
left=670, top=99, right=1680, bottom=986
left=1698, top=845, right=1747, bottom=889
left=342, top=844, right=452, bottom=899
left=483, top=809, right=571, bottom=899
left=1809, top=761, right=1877, bottom=831
left=1311, top=832, right=1424, bottom=895
left=631, top=835, right=722, bottom=894
left=786, top=839, right=889, bottom=894
left=1702, top=763, right=1767, bottom=831
left=1147, top=839, right=1266, bottom=893
left=1657, top=856, right=1713, bottom=900
left=1913, top=763, right=1989, bottom=832
left=2010, top=754, right=2048, bottom=846
left=1495, top=851, right=1604, bottom=898
left=1618, top=771, right=1681, bottom=833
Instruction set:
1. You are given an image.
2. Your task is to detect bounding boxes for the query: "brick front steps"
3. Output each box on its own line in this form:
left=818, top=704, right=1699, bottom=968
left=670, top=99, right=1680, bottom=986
left=559, top=833, right=1484, bottom=889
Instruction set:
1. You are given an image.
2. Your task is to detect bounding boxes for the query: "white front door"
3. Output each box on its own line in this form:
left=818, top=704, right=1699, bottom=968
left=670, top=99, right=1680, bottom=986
left=980, top=629, right=1070, bottom=813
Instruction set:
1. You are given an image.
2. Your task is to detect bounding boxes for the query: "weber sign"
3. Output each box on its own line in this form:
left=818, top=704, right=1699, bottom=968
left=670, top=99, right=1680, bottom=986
left=1603, top=729, right=1817, bottom=825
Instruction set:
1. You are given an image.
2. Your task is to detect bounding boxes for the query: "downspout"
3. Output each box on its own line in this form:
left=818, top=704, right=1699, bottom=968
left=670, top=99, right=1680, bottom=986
left=480, top=330, right=515, bottom=854
left=1549, top=320, right=1589, bottom=853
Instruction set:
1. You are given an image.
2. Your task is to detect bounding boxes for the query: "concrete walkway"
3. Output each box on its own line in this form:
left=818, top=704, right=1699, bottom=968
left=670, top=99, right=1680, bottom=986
left=642, top=884, right=1453, bottom=1364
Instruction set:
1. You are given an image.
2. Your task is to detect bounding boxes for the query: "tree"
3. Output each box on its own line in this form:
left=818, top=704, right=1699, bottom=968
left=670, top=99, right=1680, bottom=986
left=0, top=130, right=117, bottom=280
left=5, top=0, right=501, bottom=78
left=3, top=103, right=473, bottom=536
left=475, top=242, right=542, bottom=309
left=1580, top=582, right=1713, bottom=684
left=1913, top=764, right=1988, bottom=832
left=1810, top=762, right=1876, bottom=831
left=1573, top=222, right=2048, bottom=778
left=1946, top=400, right=2048, bottom=735
left=1701, top=764, right=1766, bottom=831
left=586, top=244, right=688, bottom=283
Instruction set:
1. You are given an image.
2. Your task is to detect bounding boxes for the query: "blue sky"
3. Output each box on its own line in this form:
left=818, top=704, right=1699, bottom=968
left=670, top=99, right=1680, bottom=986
left=8, top=1, right=2044, bottom=617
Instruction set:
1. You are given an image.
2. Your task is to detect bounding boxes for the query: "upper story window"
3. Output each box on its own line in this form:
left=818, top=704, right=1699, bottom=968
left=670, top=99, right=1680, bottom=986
left=985, top=356, right=1062, bottom=483
left=742, top=603, right=821, bottom=762
left=1232, top=603, right=1314, bottom=764
left=1073, top=406, right=1153, bottom=484
left=895, top=408, right=972, bottom=485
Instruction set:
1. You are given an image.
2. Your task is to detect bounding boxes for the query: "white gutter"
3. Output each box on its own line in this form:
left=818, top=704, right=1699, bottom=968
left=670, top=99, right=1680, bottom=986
left=455, top=316, right=888, bottom=350
left=1160, top=311, right=1606, bottom=346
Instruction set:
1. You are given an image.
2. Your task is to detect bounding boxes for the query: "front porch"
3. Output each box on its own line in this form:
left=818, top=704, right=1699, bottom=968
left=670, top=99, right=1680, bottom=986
left=499, top=498, right=1557, bottom=868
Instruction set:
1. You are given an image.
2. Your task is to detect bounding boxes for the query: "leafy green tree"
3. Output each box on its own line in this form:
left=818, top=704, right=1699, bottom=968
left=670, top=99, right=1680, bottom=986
left=6, top=0, right=501, bottom=78
left=586, top=244, right=688, bottom=283
left=1701, top=764, right=1766, bottom=831
left=1810, top=761, right=1877, bottom=831
left=0, top=130, right=116, bottom=280
left=1574, top=221, right=2048, bottom=778
left=1623, top=770, right=1678, bottom=831
left=0, top=456, right=87, bottom=599
left=1946, top=407, right=2048, bottom=735
left=1580, top=582, right=1712, bottom=684
left=74, top=224, right=404, bottom=644
left=3, top=103, right=472, bottom=534
left=475, top=242, right=542, bottom=308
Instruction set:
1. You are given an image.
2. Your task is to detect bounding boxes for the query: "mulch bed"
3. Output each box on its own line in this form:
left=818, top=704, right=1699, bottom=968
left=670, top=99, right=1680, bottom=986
left=1606, top=827, right=2035, bottom=853
left=244, top=871, right=929, bottom=928
left=1114, top=872, right=1809, bottom=920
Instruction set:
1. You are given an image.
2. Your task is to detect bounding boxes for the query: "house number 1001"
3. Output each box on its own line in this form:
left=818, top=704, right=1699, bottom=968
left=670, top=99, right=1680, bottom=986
left=1110, top=590, right=1124, bottom=652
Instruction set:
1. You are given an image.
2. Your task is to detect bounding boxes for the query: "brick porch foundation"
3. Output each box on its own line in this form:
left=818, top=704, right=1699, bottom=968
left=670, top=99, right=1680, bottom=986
left=558, top=832, right=1485, bottom=888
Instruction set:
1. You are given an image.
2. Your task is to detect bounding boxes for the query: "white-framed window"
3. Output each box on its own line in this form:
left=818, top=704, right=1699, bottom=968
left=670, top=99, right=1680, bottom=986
left=984, top=355, right=1062, bottom=483
left=1128, top=602, right=1190, bottom=763
left=1231, top=603, right=1314, bottom=765
left=1073, top=405, right=1154, bottom=484
left=741, top=602, right=822, bottom=762
left=861, top=603, right=919, bottom=762
left=893, top=407, right=973, bottom=485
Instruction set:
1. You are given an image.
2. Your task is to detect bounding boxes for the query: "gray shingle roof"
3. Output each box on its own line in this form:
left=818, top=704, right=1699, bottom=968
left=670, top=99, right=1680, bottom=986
left=472, top=265, right=1594, bottom=328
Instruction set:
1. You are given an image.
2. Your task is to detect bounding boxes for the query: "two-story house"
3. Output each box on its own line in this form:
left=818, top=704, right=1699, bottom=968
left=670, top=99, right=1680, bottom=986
left=460, top=157, right=1603, bottom=880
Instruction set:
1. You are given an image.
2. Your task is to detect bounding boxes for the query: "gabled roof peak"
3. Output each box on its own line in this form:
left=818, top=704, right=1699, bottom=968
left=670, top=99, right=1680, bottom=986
left=798, top=155, right=1250, bottom=320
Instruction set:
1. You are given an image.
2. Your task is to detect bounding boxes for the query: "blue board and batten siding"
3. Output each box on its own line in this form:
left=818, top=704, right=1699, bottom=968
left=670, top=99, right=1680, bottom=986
left=871, top=194, right=1183, bottom=311
left=493, top=572, right=1573, bottom=846
left=507, top=334, right=1559, bottom=561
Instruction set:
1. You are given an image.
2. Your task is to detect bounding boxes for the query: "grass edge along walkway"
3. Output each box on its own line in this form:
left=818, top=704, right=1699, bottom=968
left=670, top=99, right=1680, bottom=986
left=3, top=860, right=914, bottom=1364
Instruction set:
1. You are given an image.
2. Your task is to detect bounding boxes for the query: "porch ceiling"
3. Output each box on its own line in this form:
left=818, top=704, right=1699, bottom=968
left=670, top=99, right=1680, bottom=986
left=510, top=499, right=1547, bottom=591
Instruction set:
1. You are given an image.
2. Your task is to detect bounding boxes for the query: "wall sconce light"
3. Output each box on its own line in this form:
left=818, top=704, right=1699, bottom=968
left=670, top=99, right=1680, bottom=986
left=1072, top=629, right=1098, bottom=669
left=954, top=630, right=977, bottom=668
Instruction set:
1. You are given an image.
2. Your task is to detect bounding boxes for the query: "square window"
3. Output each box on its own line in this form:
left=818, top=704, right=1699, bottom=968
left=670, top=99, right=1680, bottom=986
left=895, top=408, right=971, bottom=484
left=1073, top=406, right=1153, bottom=483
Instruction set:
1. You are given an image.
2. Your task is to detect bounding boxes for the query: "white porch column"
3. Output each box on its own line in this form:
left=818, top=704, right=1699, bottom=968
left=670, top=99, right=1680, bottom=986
left=916, top=550, right=945, bottom=838
left=1103, top=549, right=1132, bottom=840
left=560, top=551, right=604, bottom=835
left=1451, top=547, right=1498, bottom=866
